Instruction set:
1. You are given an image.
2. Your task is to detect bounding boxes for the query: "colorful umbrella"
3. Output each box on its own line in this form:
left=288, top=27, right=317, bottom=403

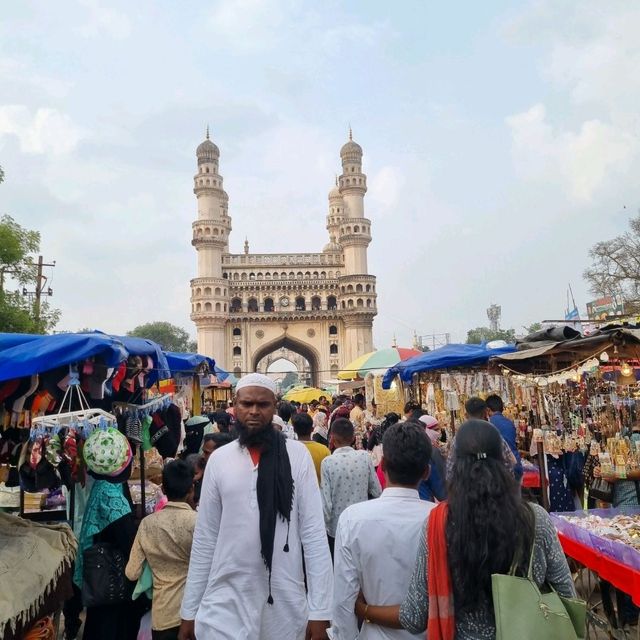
left=338, top=347, right=422, bottom=380
left=282, top=386, right=329, bottom=403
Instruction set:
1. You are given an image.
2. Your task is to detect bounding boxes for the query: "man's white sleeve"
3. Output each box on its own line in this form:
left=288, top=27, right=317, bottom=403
left=320, top=458, right=332, bottom=532
left=180, top=456, right=222, bottom=620
left=332, top=512, right=360, bottom=640
left=299, top=451, right=334, bottom=620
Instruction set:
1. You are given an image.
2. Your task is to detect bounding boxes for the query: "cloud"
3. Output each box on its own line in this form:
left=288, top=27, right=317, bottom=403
left=0, top=58, right=72, bottom=99
left=0, top=105, right=83, bottom=155
left=207, top=0, right=390, bottom=57
left=77, top=0, right=131, bottom=39
left=367, top=166, right=405, bottom=212
left=505, top=1, right=640, bottom=203
left=208, top=0, right=296, bottom=52
left=322, top=22, right=390, bottom=55
left=506, top=104, right=635, bottom=202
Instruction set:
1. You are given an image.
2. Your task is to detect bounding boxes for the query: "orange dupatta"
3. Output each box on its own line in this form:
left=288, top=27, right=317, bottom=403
left=427, top=502, right=455, bottom=640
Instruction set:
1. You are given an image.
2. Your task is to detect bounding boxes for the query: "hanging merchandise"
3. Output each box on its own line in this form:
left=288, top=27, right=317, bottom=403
left=83, top=427, right=132, bottom=477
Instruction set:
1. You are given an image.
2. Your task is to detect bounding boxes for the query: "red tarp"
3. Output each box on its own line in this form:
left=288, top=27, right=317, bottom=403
left=558, top=532, right=640, bottom=605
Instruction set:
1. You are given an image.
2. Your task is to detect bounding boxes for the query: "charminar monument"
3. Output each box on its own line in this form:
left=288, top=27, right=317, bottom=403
left=190, top=128, right=377, bottom=385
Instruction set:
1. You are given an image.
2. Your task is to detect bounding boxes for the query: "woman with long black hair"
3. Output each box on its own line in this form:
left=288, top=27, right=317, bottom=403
left=355, top=419, right=575, bottom=639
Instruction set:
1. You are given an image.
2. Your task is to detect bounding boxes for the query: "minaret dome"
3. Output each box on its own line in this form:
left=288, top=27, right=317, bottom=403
left=197, top=127, right=220, bottom=164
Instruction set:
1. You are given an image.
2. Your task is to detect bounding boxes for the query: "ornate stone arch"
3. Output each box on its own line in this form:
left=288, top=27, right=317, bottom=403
left=251, top=334, right=321, bottom=386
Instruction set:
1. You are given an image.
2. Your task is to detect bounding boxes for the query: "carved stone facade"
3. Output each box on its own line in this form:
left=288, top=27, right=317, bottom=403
left=190, top=129, right=377, bottom=384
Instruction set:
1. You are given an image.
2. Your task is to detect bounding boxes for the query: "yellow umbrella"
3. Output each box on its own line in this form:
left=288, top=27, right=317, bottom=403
left=282, top=386, right=328, bottom=403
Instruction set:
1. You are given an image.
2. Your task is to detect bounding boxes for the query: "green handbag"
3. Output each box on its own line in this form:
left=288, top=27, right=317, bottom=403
left=492, top=541, right=586, bottom=640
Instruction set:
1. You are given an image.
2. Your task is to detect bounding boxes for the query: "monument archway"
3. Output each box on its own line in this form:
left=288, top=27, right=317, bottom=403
left=252, top=335, right=321, bottom=387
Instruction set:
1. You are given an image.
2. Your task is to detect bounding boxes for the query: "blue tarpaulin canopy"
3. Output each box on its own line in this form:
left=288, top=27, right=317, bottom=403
left=164, top=351, right=228, bottom=382
left=382, top=342, right=517, bottom=389
left=0, top=332, right=129, bottom=383
left=0, top=333, right=226, bottom=386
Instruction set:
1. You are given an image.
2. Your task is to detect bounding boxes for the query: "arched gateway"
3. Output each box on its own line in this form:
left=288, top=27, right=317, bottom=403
left=190, top=128, right=377, bottom=382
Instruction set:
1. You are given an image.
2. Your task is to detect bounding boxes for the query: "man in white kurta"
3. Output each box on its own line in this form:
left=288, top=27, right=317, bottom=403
left=332, top=421, right=435, bottom=639
left=180, top=374, right=333, bottom=640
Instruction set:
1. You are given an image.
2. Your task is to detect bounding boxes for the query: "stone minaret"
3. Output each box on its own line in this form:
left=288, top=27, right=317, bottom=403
left=336, top=130, right=376, bottom=362
left=190, top=128, right=232, bottom=361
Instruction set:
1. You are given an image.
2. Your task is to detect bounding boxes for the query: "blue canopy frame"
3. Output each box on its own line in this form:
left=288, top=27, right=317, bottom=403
left=0, top=332, right=129, bottom=383
left=164, top=351, right=228, bottom=381
left=382, top=342, right=517, bottom=389
left=0, top=332, right=227, bottom=386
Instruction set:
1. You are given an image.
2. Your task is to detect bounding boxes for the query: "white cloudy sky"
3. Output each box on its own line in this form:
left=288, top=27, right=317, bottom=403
left=1, top=0, right=640, bottom=352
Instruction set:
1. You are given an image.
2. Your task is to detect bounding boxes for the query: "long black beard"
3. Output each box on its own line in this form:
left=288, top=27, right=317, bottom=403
left=236, top=419, right=275, bottom=449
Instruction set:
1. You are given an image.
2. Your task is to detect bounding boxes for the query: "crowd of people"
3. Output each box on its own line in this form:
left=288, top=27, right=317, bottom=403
left=65, top=373, right=581, bottom=640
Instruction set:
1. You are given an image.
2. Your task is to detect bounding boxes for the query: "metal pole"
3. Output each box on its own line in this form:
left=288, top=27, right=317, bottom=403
left=536, top=441, right=550, bottom=511
left=34, top=255, right=43, bottom=323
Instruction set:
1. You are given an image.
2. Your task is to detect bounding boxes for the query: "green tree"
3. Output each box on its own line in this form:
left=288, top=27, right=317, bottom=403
left=281, top=371, right=299, bottom=391
left=0, top=213, right=60, bottom=333
left=128, top=321, right=193, bottom=351
left=466, top=327, right=516, bottom=344
left=584, top=213, right=640, bottom=311
left=524, top=322, right=543, bottom=335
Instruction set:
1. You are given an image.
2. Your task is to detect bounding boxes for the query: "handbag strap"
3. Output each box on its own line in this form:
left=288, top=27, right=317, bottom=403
left=508, top=522, right=536, bottom=579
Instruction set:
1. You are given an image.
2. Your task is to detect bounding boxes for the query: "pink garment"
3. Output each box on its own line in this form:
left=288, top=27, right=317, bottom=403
left=154, top=494, right=168, bottom=512
left=426, top=428, right=441, bottom=444
left=419, top=415, right=439, bottom=429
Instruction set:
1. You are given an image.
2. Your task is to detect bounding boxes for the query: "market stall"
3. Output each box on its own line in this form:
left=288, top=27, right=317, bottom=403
left=0, top=332, right=225, bottom=639
left=382, top=342, right=517, bottom=431
left=490, top=326, right=640, bottom=633
left=339, top=347, right=422, bottom=415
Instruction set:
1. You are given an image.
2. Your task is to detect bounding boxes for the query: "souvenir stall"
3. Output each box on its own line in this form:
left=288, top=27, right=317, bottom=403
left=382, top=342, right=518, bottom=430
left=493, top=326, right=640, bottom=635
left=164, top=351, right=229, bottom=415
left=379, top=342, right=552, bottom=491
left=339, top=347, right=422, bottom=414
left=201, top=377, right=234, bottom=411
left=0, top=332, right=129, bottom=640
left=0, top=332, right=223, bottom=638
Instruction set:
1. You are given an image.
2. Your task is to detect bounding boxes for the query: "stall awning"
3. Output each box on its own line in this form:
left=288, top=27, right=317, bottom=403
left=0, top=332, right=128, bottom=383
left=382, top=342, right=517, bottom=388
left=164, top=351, right=228, bottom=382
left=492, top=326, right=640, bottom=374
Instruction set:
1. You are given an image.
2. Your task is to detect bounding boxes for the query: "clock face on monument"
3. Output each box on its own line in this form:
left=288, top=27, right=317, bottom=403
left=280, top=296, right=290, bottom=307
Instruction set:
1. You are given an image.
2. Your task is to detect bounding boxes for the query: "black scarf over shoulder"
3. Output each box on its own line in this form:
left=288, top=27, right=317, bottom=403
left=256, top=428, right=294, bottom=604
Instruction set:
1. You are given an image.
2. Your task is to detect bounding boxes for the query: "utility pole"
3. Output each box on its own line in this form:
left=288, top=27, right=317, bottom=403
left=23, top=255, right=56, bottom=324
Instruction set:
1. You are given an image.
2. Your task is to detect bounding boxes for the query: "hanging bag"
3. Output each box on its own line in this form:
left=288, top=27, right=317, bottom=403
left=82, top=542, right=133, bottom=607
left=589, top=477, right=614, bottom=503
left=492, top=537, right=586, bottom=640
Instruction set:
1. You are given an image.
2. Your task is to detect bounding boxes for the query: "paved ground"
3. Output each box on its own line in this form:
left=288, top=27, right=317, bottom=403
left=55, top=569, right=633, bottom=639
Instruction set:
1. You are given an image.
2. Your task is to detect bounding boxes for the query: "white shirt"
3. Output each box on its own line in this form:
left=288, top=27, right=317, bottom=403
left=332, top=487, right=435, bottom=640
left=321, top=447, right=382, bottom=537
left=181, top=439, right=333, bottom=639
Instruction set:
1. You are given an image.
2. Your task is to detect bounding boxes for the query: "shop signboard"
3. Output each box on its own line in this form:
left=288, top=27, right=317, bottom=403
left=586, top=296, right=624, bottom=321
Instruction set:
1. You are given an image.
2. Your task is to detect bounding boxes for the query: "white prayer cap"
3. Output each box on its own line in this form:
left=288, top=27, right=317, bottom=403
left=272, top=415, right=287, bottom=430
left=235, top=372, right=277, bottom=396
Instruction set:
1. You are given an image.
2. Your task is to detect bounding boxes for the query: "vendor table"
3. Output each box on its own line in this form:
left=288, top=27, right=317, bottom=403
left=552, top=509, right=640, bottom=638
left=558, top=532, right=640, bottom=607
